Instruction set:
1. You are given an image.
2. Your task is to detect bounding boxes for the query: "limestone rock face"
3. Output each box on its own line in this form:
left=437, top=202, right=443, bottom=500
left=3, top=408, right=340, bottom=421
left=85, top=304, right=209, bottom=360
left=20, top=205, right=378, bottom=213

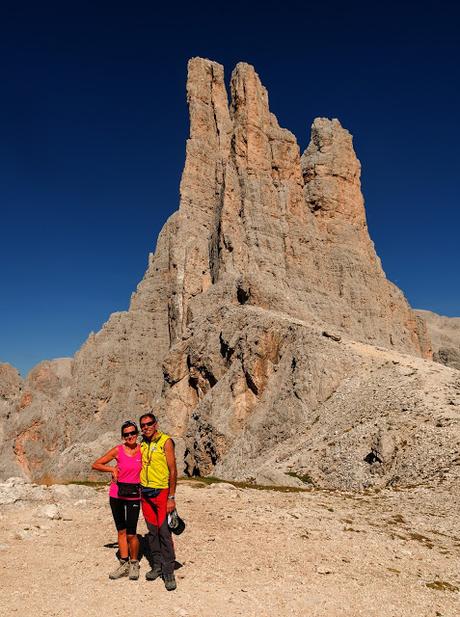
left=1, top=58, right=447, bottom=490
left=0, top=364, right=23, bottom=450
left=0, top=364, right=22, bottom=401
left=164, top=309, right=458, bottom=490
left=0, top=359, right=73, bottom=480
left=415, top=309, right=460, bottom=370
left=167, top=60, right=430, bottom=357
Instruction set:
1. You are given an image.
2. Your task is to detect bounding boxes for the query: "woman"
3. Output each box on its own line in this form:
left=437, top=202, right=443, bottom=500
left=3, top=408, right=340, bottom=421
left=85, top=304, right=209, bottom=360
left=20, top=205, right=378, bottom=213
left=92, top=420, right=142, bottom=580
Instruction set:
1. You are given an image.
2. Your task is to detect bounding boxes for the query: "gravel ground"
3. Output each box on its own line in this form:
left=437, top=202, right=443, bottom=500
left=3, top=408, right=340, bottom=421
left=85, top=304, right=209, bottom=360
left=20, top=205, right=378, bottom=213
left=0, top=478, right=459, bottom=617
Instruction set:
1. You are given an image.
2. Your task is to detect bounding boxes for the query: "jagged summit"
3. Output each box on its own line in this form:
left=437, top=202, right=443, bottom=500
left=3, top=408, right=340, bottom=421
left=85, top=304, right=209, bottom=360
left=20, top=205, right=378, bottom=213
left=3, top=58, right=455, bottom=492
left=159, top=57, right=430, bottom=355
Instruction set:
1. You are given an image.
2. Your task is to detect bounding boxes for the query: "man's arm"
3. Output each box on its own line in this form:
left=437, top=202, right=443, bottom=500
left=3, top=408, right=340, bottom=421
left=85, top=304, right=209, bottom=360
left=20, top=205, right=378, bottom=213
left=164, top=438, right=177, bottom=514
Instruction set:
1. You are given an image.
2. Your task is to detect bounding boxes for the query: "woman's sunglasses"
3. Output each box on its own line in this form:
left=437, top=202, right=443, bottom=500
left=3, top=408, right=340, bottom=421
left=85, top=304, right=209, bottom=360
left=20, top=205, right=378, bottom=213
left=123, top=430, right=138, bottom=438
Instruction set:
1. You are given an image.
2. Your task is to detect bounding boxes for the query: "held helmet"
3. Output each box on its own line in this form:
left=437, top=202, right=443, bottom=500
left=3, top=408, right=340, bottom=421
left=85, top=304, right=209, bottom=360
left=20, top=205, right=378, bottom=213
left=167, top=509, right=186, bottom=535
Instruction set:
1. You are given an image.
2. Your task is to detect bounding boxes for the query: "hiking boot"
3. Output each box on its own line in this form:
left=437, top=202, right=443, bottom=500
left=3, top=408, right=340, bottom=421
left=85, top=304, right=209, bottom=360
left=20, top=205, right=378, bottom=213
left=163, top=572, right=177, bottom=591
left=109, top=559, right=129, bottom=580
left=128, top=559, right=140, bottom=580
left=145, top=567, right=162, bottom=581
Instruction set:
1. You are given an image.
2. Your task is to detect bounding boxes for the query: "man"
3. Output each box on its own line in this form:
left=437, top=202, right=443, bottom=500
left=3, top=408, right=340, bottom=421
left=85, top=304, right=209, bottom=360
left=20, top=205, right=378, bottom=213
left=139, top=412, right=178, bottom=591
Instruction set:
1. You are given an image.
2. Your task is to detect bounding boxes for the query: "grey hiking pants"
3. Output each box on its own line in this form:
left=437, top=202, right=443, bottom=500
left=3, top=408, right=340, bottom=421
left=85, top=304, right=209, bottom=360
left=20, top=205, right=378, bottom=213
left=146, top=518, right=175, bottom=576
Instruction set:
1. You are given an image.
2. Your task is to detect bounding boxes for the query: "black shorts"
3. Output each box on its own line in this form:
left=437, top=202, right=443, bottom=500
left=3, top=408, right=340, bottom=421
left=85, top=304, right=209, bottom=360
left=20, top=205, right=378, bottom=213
left=109, top=497, right=141, bottom=535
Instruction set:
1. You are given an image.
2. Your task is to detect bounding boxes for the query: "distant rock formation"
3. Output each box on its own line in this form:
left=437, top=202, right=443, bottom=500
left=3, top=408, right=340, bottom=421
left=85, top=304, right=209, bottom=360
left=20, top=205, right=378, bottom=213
left=0, top=359, right=73, bottom=480
left=415, top=309, right=460, bottom=370
left=5, top=58, right=458, bottom=492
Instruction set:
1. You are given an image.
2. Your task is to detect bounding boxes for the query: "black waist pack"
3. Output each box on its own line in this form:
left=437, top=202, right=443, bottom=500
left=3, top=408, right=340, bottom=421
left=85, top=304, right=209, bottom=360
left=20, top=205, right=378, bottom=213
left=140, top=486, right=161, bottom=499
left=117, top=482, right=140, bottom=497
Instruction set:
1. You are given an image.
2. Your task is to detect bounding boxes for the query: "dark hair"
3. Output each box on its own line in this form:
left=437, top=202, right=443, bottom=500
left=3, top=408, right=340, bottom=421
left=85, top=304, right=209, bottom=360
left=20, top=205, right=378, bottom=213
left=139, top=412, right=157, bottom=424
left=121, top=420, right=138, bottom=436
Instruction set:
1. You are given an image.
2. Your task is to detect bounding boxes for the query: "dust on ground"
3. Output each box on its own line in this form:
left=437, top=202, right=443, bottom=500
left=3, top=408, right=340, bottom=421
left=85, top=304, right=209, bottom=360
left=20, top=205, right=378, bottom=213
left=0, top=477, right=459, bottom=617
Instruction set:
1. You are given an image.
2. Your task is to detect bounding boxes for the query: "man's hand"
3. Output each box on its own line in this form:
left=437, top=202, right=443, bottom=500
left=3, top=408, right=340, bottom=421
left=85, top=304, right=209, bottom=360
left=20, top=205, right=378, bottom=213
left=167, top=496, right=176, bottom=514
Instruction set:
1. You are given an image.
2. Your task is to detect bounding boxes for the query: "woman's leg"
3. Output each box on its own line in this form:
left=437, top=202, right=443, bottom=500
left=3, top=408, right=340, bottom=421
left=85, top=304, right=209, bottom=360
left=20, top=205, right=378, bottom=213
left=126, top=500, right=141, bottom=559
left=127, top=534, right=139, bottom=559
left=109, top=497, right=129, bottom=558
left=126, top=500, right=141, bottom=580
left=117, top=529, right=128, bottom=559
left=108, top=498, right=130, bottom=579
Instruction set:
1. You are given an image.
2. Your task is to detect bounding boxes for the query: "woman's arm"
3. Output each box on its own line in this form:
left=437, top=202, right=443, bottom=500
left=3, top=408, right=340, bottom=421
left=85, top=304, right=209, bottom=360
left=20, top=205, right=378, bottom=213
left=92, top=446, right=119, bottom=481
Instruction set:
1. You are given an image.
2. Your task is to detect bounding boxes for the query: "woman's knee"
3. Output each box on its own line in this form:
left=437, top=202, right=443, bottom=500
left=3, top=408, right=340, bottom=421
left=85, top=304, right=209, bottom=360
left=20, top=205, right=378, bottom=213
left=118, top=528, right=127, bottom=537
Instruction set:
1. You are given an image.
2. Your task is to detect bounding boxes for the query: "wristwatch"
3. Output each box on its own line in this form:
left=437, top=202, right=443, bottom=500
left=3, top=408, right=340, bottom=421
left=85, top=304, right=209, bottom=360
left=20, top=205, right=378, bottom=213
left=168, top=495, right=175, bottom=500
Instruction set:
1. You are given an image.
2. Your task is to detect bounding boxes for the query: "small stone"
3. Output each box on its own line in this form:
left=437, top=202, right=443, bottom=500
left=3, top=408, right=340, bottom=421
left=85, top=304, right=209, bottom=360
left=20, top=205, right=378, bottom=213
left=5, top=477, right=27, bottom=486
left=208, top=482, right=236, bottom=490
left=322, top=331, right=342, bottom=342
left=316, top=565, right=332, bottom=575
left=15, top=530, right=32, bottom=540
left=36, top=504, right=61, bottom=520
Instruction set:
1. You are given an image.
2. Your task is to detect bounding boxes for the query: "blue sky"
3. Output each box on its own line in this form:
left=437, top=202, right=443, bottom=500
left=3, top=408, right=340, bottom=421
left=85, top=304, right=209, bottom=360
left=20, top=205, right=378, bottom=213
left=1, top=1, right=459, bottom=375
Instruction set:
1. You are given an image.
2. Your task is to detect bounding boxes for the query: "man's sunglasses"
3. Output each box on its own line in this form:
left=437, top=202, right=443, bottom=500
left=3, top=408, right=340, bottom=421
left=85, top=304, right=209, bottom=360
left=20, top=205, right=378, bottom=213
left=140, top=420, right=155, bottom=429
left=123, top=431, right=138, bottom=438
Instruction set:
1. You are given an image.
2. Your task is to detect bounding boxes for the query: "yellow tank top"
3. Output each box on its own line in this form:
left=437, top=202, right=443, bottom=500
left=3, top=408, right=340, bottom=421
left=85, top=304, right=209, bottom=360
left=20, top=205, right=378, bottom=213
left=140, top=432, right=171, bottom=489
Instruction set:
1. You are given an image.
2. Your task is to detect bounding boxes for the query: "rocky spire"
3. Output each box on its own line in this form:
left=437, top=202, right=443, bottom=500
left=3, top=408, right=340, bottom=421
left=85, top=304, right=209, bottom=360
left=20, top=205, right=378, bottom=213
left=171, top=59, right=431, bottom=358
left=0, top=57, right=433, bottom=485
left=302, top=118, right=367, bottom=234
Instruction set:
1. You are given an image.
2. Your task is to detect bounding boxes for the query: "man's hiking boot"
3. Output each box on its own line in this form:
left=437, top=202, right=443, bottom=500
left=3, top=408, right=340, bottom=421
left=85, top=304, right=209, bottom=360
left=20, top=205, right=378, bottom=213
left=163, top=572, right=177, bottom=591
left=145, top=567, right=162, bottom=581
left=109, top=559, right=129, bottom=580
left=128, top=559, right=140, bottom=580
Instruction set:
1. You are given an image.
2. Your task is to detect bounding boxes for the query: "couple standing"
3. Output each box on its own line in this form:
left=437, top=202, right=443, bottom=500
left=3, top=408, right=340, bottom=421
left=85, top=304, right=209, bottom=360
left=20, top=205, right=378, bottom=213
left=92, top=412, right=178, bottom=591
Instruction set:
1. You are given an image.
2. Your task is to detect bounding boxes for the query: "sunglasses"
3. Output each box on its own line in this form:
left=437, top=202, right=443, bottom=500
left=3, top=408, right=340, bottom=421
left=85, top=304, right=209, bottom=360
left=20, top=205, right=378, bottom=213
left=140, top=420, right=155, bottom=429
left=123, top=431, right=138, bottom=438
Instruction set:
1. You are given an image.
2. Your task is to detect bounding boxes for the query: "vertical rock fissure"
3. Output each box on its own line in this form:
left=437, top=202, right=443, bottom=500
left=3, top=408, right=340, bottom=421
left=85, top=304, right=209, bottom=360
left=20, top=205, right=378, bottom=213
left=210, top=65, right=221, bottom=145
left=209, top=162, right=226, bottom=284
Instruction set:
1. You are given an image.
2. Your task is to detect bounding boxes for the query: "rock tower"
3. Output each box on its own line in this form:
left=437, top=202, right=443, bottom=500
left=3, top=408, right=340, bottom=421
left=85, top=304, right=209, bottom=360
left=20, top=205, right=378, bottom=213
left=4, top=59, right=451, bottom=492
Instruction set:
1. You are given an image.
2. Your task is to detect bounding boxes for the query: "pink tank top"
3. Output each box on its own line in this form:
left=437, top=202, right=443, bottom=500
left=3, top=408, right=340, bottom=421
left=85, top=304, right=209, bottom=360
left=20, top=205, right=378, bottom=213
left=109, top=444, right=142, bottom=500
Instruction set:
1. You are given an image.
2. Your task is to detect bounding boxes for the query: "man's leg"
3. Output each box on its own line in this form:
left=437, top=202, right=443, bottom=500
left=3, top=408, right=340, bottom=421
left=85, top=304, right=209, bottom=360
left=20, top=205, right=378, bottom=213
left=157, top=515, right=176, bottom=576
left=145, top=520, right=161, bottom=570
left=142, top=495, right=162, bottom=578
left=142, top=490, right=176, bottom=585
left=155, top=489, right=176, bottom=588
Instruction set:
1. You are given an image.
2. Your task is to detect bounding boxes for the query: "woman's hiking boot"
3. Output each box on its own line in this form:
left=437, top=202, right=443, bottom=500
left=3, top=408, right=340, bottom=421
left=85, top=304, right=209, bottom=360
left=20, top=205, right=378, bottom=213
left=128, top=560, right=140, bottom=580
left=163, top=572, right=177, bottom=591
left=109, top=559, right=129, bottom=579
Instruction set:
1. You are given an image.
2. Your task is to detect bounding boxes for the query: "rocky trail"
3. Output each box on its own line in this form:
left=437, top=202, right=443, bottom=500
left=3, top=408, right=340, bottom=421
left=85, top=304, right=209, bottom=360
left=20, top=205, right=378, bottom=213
left=1, top=477, right=459, bottom=617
